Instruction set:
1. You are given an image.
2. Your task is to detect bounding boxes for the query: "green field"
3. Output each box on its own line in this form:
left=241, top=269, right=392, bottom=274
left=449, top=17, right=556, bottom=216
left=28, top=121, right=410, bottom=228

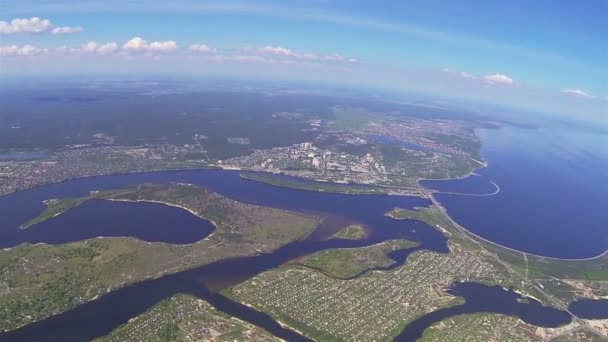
left=241, top=172, right=392, bottom=195
left=20, top=197, right=87, bottom=229
left=297, top=239, right=418, bottom=278
left=331, top=224, right=368, bottom=240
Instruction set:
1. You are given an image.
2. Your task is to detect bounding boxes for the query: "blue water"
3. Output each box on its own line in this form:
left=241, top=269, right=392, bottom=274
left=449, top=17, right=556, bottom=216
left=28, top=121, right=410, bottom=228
left=0, top=169, right=447, bottom=341
left=0, top=151, right=48, bottom=161
left=6, top=199, right=215, bottom=247
left=396, top=282, right=572, bottom=341
left=569, top=299, right=608, bottom=319
left=422, top=125, right=608, bottom=259
left=0, top=169, right=604, bottom=341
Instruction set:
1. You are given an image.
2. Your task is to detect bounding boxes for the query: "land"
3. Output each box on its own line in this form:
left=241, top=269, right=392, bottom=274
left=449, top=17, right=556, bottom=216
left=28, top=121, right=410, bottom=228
left=331, top=224, right=367, bottom=240
left=295, top=239, right=418, bottom=278
left=220, top=107, right=482, bottom=190
left=229, top=240, right=513, bottom=341
left=228, top=203, right=608, bottom=341
left=0, top=97, right=484, bottom=198
left=0, top=183, right=319, bottom=332
left=418, top=313, right=606, bottom=342
left=385, top=206, right=441, bottom=224
left=20, top=197, right=88, bottom=229
left=94, top=294, right=280, bottom=342
left=240, top=172, right=411, bottom=196
left=2, top=84, right=607, bottom=340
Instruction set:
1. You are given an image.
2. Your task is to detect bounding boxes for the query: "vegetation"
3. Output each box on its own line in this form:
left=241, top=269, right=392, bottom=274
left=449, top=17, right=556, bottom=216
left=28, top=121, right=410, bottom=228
left=385, top=206, right=449, bottom=234
left=20, top=197, right=87, bottom=229
left=95, top=294, right=280, bottom=342
left=0, top=183, right=319, bottom=332
left=331, top=224, right=367, bottom=240
left=230, top=239, right=516, bottom=342
left=240, top=172, right=391, bottom=195
left=297, top=239, right=418, bottom=278
left=418, top=313, right=555, bottom=342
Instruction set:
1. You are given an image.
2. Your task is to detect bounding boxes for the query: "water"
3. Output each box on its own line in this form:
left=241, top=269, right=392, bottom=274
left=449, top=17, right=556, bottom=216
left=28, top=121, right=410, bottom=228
left=422, top=125, right=608, bottom=259
left=0, top=151, right=48, bottom=161
left=395, top=282, right=573, bottom=341
left=569, top=299, right=608, bottom=319
left=1, top=199, right=214, bottom=248
left=0, top=169, right=446, bottom=341
left=0, top=169, right=603, bottom=341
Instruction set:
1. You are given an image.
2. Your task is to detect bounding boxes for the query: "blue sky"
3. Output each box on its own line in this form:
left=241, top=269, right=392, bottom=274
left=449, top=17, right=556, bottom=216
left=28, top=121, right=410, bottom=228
left=1, top=0, right=606, bottom=120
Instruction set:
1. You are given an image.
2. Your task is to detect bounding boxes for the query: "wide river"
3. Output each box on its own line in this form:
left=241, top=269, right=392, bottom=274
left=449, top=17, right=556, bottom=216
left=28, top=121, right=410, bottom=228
left=0, top=168, right=596, bottom=341
left=422, top=124, right=608, bottom=259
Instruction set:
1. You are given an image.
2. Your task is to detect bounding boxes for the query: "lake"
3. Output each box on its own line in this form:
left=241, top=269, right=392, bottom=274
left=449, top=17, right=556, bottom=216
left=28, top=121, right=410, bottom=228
left=422, top=124, right=608, bottom=259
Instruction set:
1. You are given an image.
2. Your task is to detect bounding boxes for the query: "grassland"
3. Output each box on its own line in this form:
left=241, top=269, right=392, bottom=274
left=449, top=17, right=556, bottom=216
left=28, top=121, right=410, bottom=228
left=240, top=172, right=391, bottom=195
left=331, top=224, right=367, bottom=240
left=20, top=197, right=87, bottom=229
left=0, top=183, right=319, bottom=332
left=296, top=239, right=418, bottom=278
left=94, top=294, right=280, bottom=342
left=385, top=206, right=437, bottom=223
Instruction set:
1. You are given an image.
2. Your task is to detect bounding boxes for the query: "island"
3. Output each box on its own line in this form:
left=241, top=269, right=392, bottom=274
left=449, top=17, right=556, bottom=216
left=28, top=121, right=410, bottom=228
left=0, top=183, right=319, bottom=332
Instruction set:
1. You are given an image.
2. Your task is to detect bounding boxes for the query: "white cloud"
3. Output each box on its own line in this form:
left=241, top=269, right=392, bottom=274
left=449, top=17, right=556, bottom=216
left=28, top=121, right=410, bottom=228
left=79, top=41, right=117, bottom=54
left=0, top=44, right=46, bottom=56
left=122, top=37, right=147, bottom=51
left=97, top=42, right=118, bottom=54
left=458, top=71, right=476, bottom=79
left=122, top=37, right=177, bottom=52
left=258, top=46, right=296, bottom=57
left=0, top=17, right=53, bottom=34
left=81, top=41, right=98, bottom=53
left=189, top=44, right=216, bottom=53
left=562, top=89, right=594, bottom=99
left=255, top=46, right=356, bottom=63
left=148, top=41, right=177, bottom=52
left=443, top=68, right=477, bottom=80
left=483, top=73, right=515, bottom=86
left=52, top=26, right=83, bottom=34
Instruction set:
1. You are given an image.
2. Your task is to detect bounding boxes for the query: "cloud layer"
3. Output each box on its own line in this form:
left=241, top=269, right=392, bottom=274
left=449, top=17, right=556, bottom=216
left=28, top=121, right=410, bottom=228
left=0, top=44, right=47, bottom=56
left=483, top=73, right=514, bottom=85
left=0, top=17, right=52, bottom=34
left=189, top=44, right=216, bottom=53
left=562, top=89, right=594, bottom=99
left=52, top=26, right=83, bottom=34
left=122, top=37, right=177, bottom=52
left=255, top=45, right=357, bottom=63
left=0, top=17, right=81, bottom=35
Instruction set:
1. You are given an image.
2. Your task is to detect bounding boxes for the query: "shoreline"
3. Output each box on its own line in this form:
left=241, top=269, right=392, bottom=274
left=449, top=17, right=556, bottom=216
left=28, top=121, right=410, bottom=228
left=426, top=191, right=608, bottom=262
left=2, top=164, right=607, bottom=262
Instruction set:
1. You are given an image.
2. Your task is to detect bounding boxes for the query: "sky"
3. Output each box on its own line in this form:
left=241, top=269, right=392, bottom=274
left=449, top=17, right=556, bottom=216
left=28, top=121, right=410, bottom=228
left=1, top=0, right=606, bottom=121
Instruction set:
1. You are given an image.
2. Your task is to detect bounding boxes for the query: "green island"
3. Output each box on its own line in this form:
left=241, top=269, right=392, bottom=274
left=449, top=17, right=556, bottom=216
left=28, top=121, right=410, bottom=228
left=296, top=239, right=418, bottom=278
left=94, top=294, right=280, bottom=342
left=20, top=197, right=88, bottom=229
left=385, top=206, right=442, bottom=224
left=331, top=224, right=368, bottom=240
left=240, top=172, right=400, bottom=195
left=0, top=183, right=319, bottom=332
